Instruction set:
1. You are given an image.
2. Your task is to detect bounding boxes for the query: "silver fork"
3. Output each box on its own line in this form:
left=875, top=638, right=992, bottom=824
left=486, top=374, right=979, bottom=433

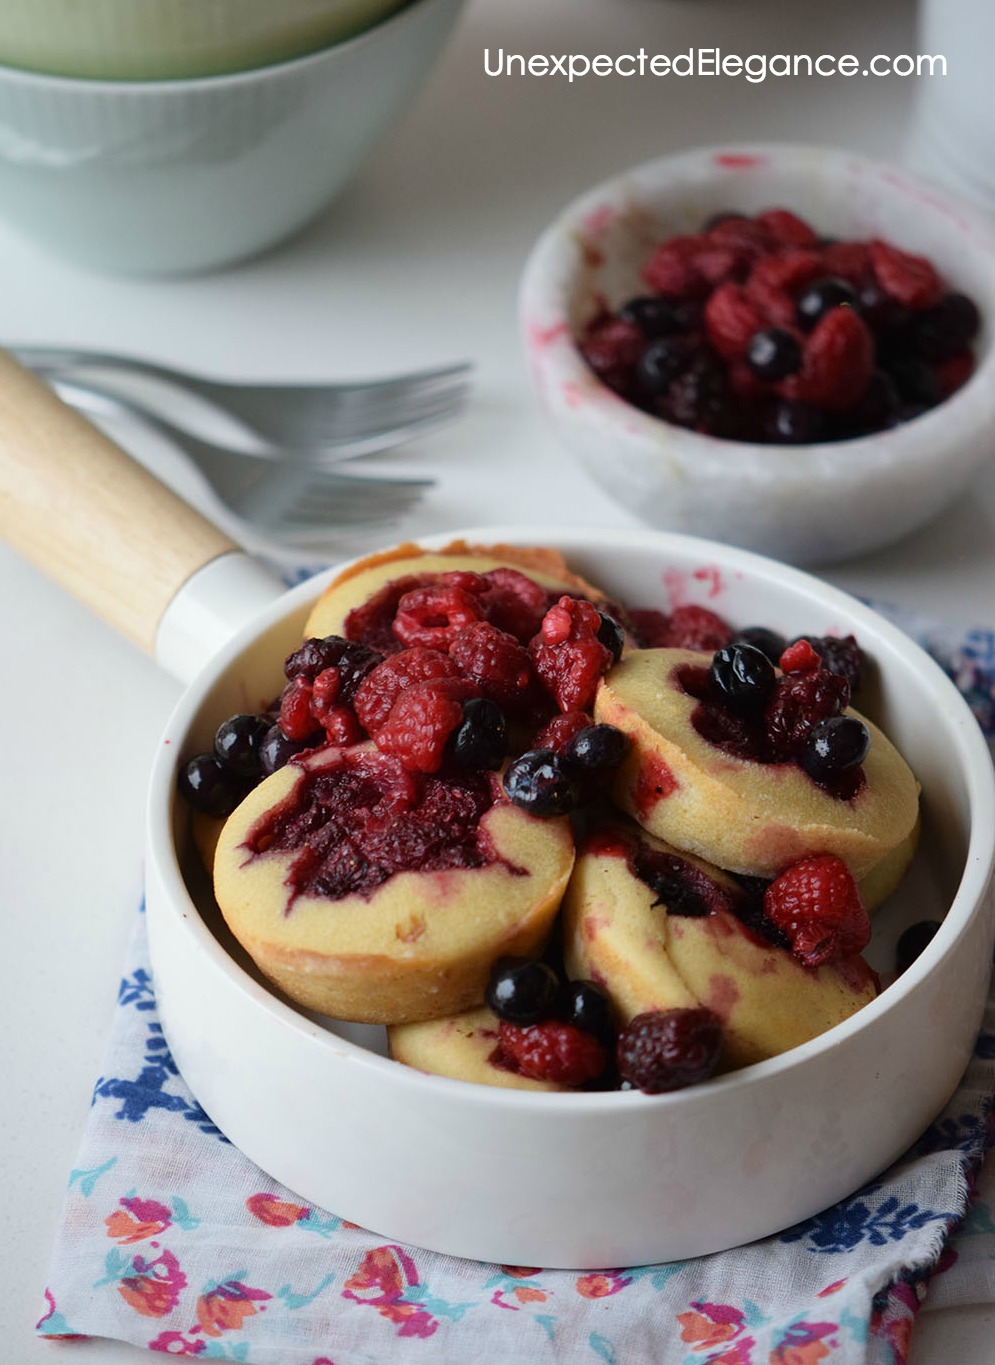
left=52, top=378, right=433, bottom=538
left=15, top=345, right=471, bottom=460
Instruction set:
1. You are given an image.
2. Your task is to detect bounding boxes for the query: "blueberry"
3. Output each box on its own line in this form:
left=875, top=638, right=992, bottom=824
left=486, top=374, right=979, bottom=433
left=857, top=284, right=912, bottom=338
left=746, top=327, right=802, bottom=381
left=708, top=644, right=776, bottom=711
left=567, top=980, right=615, bottom=1043
left=636, top=337, right=693, bottom=397
left=844, top=370, right=900, bottom=435
left=596, top=611, right=625, bottom=663
left=895, top=920, right=942, bottom=975
left=177, top=753, right=250, bottom=816
left=259, top=723, right=321, bottom=775
left=764, top=399, right=827, bottom=444
left=448, top=698, right=506, bottom=771
left=796, top=277, right=858, bottom=331
left=562, top=724, right=630, bottom=773
left=910, top=292, right=980, bottom=362
left=618, top=296, right=688, bottom=338
left=884, top=358, right=942, bottom=409
left=502, top=748, right=582, bottom=817
left=799, top=715, right=871, bottom=781
left=486, top=958, right=563, bottom=1024
left=730, top=626, right=786, bottom=665
left=213, top=713, right=270, bottom=777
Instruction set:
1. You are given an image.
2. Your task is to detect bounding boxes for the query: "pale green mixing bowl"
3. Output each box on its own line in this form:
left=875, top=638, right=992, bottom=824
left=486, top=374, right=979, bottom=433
left=0, top=0, right=409, bottom=80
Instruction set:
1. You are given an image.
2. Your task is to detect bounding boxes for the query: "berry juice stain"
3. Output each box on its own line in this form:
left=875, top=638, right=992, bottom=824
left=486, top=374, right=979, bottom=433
left=634, top=754, right=679, bottom=817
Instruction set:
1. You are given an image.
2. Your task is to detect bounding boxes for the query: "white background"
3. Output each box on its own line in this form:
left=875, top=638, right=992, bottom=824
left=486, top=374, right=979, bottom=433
left=2, top=0, right=995, bottom=1359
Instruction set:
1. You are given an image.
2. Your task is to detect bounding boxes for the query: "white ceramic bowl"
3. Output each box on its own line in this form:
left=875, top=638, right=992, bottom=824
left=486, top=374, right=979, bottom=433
left=145, top=526, right=995, bottom=1269
left=519, top=144, right=995, bottom=567
left=0, top=0, right=408, bottom=81
left=0, top=0, right=463, bottom=275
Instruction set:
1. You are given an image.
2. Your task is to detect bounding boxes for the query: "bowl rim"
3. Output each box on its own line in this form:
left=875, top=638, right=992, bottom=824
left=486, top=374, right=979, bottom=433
left=146, top=524, right=995, bottom=1113
left=519, top=140, right=995, bottom=468
left=0, top=0, right=456, bottom=92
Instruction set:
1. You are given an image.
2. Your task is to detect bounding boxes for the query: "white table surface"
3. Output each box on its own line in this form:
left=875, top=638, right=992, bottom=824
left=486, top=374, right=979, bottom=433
left=3, top=0, right=994, bottom=1359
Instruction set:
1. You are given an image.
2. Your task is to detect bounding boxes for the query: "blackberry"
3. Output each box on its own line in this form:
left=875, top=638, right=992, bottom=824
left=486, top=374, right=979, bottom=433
left=284, top=636, right=383, bottom=700
left=616, top=1008, right=723, bottom=1093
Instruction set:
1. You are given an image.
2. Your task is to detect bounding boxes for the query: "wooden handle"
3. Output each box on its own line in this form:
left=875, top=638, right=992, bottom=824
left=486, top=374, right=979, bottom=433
left=0, top=346, right=237, bottom=654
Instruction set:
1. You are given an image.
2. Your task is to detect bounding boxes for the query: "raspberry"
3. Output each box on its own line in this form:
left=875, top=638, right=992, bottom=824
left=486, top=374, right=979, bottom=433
left=747, top=249, right=823, bottom=298
left=450, top=621, right=534, bottom=710
left=374, top=679, right=475, bottom=773
left=278, top=676, right=317, bottom=741
left=763, top=855, right=871, bottom=967
left=657, top=604, right=733, bottom=653
left=778, top=638, right=822, bottom=674
left=705, top=215, right=773, bottom=255
left=704, top=282, right=765, bottom=361
left=627, top=608, right=671, bottom=648
left=742, top=275, right=796, bottom=329
left=283, top=635, right=383, bottom=700
left=479, top=568, right=553, bottom=644
left=870, top=239, right=944, bottom=310
left=795, top=634, right=864, bottom=693
left=756, top=208, right=818, bottom=248
left=392, top=583, right=484, bottom=651
left=764, top=669, right=850, bottom=758
left=532, top=710, right=592, bottom=753
left=642, top=234, right=708, bottom=299
left=616, top=1008, right=723, bottom=1093
left=529, top=597, right=613, bottom=712
left=498, top=1020, right=608, bottom=1087
left=693, top=243, right=750, bottom=288
left=320, top=705, right=362, bottom=747
left=820, top=240, right=873, bottom=288
left=354, top=647, right=459, bottom=736
left=579, top=314, right=646, bottom=395
left=788, top=306, right=874, bottom=412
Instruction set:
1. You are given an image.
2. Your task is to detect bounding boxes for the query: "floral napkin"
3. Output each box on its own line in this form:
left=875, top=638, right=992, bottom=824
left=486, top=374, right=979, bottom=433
left=37, top=610, right=995, bottom=1365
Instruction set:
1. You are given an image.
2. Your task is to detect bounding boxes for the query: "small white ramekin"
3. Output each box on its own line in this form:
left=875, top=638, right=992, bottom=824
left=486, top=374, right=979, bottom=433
left=519, top=143, right=995, bottom=567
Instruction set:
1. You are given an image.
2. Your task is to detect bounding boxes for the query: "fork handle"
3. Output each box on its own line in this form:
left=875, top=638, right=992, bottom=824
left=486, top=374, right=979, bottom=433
left=0, top=346, right=238, bottom=655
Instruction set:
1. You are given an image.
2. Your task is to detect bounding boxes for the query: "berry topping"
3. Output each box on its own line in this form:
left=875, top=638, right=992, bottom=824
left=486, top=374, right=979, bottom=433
left=498, top=1020, right=609, bottom=1087
left=910, top=292, right=981, bottom=362
left=708, top=644, right=776, bottom=711
left=616, top=1008, right=724, bottom=1093
left=656, top=603, right=733, bottom=653
left=532, top=710, right=593, bottom=754
left=449, top=621, right=533, bottom=712
left=795, top=634, right=865, bottom=694
left=596, top=611, right=626, bottom=663
left=562, top=723, right=630, bottom=774
left=566, top=980, right=615, bottom=1044
left=764, top=669, right=850, bottom=759
left=789, top=306, right=875, bottom=412
left=778, top=638, right=822, bottom=674
left=259, top=723, right=321, bottom=775
left=896, top=920, right=942, bottom=974
left=503, top=748, right=582, bottom=817
left=448, top=697, right=507, bottom=771
left=746, top=327, right=802, bottom=380
left=486, top=958, right=563, bottom=1024
left=764, top=399, right=827, bottom=444
left=799, top=715, right=870, bottom=782
left=731, top=625, right=786, bottom=664
left=284, top=636, right=382, bottom=700
left=177, top=753, right=250, bottom=817
left=354, top=647, right=459, bottom=736
left=618, top=295, right=689, bottom=337
left=392, top=582, right=484, bottom=651
left=279, top=675, right=320, bottom=741
left=763, top=855, right=871, bottom=967
left=636, top=336, right=693, bottom=396
left=374, top=678, right=475, bottom=774
left=795, top=276, right=858, bottom=331
left=869, top=238, right=944, bottom=310
left=214, top=713, right=270, bottom=777
left=529, top=597, right=614, bottom=713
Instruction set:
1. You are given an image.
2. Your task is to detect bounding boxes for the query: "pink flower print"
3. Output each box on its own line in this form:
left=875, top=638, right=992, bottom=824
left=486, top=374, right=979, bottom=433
left=576, top=1271, right=632, bottom=1299
left=195, top=1280, right=272, bottom=1338
left=118, top=1249, right=187, bottom=1319
left=678, top=1301, right=748, bottom=1350
left=343, top=1246, right=438, bottom=1339
left=106, top=1196, right=173, bottom=1244
left=770, top=1320, right=839, bottom=1365
left=148, top=1330, right=207, bottom=1355
left=246, top=1192, right=310, bottom=1227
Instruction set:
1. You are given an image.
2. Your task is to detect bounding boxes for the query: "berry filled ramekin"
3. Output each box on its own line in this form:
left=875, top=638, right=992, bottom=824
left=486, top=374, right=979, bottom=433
left=519, top=144, right=995, bottom=566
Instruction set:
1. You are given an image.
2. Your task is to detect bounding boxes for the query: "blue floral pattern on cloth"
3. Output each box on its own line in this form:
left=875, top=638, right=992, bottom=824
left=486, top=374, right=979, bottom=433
left=37, top=605, right=995, bottom=1364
